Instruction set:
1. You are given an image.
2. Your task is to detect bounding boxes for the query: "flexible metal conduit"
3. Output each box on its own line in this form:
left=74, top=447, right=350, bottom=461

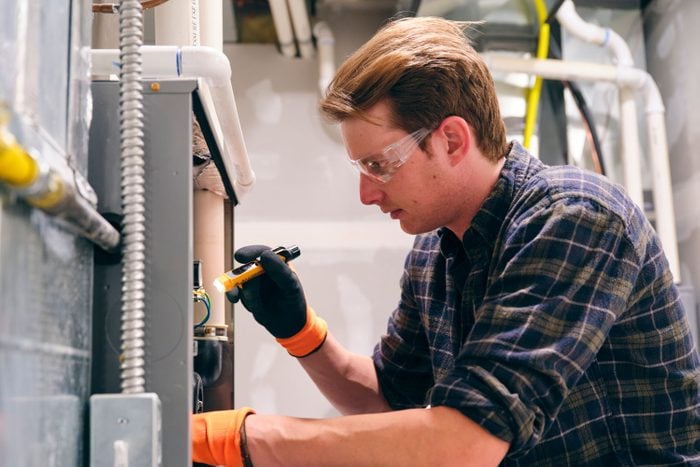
left=118, top=0, right=147, bottom=394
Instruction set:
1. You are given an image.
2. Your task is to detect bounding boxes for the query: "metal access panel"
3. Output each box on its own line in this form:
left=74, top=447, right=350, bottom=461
left=89, top=79, right=195, bottom=467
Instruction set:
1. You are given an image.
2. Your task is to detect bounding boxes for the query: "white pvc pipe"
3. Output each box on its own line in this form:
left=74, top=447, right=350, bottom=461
left=199, top=0, right=222, bottom=51
left=618, top=89, right=644, bottom=209
left=485, top=54, right=617, bottom=82
left=91, top=46, right=256, bottom=198
left=191, top=0, right=201, bottom=47
left=646, top=111, right=679, bottom=282
left=154, top=0, right=195, bottom=46
left=182, top=47, right=257, bottom=195
left=483, top=53, right=681, bottom=283
left=269, top=0, right=297, bottom=58
left=313, top=21, right=335, bottom=96
left=556, top=0, right=634, bottom=66
left=287, top=0, right=314, bottom=59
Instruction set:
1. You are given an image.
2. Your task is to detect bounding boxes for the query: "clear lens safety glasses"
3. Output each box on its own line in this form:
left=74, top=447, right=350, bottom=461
left=349, top=127, right=432, bottom=183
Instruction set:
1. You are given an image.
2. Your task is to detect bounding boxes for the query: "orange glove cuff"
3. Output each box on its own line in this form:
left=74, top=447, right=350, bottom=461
left=275, top=307, right=328, bottom=357
left=192, top=407, right=256, bottom=467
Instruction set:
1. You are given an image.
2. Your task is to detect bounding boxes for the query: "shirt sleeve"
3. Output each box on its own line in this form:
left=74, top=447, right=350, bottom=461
left=373, top=247, right=435, bottom=410
left=429, top=195, right=643, bottom=455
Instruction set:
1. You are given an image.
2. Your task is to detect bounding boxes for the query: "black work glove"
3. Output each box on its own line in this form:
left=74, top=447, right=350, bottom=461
left=226, top=245, right=307, bottom=339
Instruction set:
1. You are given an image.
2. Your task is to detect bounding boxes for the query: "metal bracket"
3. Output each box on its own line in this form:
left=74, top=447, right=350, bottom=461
left=90, top=393, right=162, bottom=467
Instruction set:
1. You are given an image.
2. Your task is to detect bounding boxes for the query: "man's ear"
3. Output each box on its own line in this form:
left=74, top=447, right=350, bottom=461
left=437, top=116, right=470, bottom=165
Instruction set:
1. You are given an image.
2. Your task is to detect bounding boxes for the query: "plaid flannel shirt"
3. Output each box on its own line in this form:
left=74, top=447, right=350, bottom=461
left=373, top=141, right=700, bottom=465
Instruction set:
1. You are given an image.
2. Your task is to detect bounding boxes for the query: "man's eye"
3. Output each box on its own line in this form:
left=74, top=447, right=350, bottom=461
left=364, top=160, right=387, bottom=175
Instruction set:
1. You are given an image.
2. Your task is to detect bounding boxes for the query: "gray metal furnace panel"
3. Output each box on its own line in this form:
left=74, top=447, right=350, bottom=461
left=89, top=79, right=195, bottom=467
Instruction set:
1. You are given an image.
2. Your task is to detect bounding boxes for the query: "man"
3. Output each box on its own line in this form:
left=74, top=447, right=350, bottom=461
left=192, top=16, right=700, bottom=466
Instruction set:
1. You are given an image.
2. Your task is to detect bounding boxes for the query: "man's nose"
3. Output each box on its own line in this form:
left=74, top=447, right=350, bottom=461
left=359, top=174, right=384, bottom=205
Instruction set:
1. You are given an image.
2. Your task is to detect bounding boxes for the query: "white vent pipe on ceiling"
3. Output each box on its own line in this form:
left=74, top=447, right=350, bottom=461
left=269, top=2, right=331, bottom=97
left=555, top=0, right=643, bottom=216
left=269, top=0, right=297, bottom=57
left=268, top=0, right=314, bottom=59
left=484, top=53, right=680, bottom=284
left=288, top=0, right=314, bottom=59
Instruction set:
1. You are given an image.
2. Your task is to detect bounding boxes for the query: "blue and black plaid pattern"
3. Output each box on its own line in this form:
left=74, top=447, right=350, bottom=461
left=373, top=142, right=700, bottom=465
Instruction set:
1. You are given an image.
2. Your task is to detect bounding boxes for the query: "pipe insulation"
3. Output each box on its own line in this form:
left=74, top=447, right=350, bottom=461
left=91, top=46, right=256, bottom=200
left=118, top=0, right=147, bottom=394
left=484, top=53, right=680, bottom=283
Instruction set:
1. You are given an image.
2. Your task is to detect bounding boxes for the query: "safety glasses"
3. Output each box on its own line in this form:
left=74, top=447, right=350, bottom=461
left=349, top=127, right=432, bottom=183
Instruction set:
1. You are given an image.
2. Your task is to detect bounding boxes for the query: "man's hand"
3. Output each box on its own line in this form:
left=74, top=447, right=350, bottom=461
left=192, top=408, right=255, bottom=467
left=226, top=245, right=307, bottom=338
left=227, top=245, right=327, bottom=357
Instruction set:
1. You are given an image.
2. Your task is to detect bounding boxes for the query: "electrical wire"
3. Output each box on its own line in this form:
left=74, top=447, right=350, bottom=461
left=408, top=0, right=422, bottom=16
left=193, top=289, right=211, bottom=329
left=93, top=0, right=170, bottom=13
left=547, top=36, right=606, bottom=175
left=544, top=0, right=566, bottom=25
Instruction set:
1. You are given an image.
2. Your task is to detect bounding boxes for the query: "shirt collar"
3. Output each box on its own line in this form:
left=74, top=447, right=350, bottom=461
left=438, top=141, right=544, bottom=258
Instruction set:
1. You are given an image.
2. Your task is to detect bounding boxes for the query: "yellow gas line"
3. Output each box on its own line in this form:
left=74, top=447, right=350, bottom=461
left=0, top=105, right=120, bottom=251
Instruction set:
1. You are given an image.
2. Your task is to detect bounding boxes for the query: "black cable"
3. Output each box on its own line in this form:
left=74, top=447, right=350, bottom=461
left=408, top=0, right=422, bottom=16
left=394, top=0, right=422, bottom=19
left=544, top=0, right=566, bottom=25
left=541, top=0, right=607, bottom=176
left=548, top=37, right=607, bottom=175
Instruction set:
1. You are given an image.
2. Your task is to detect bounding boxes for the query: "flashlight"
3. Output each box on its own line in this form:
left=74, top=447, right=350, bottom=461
left=212, top=245, right=301, bottom=293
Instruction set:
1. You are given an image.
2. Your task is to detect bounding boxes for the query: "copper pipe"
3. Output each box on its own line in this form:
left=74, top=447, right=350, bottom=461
left=93, top=0, right=170, bottom=13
